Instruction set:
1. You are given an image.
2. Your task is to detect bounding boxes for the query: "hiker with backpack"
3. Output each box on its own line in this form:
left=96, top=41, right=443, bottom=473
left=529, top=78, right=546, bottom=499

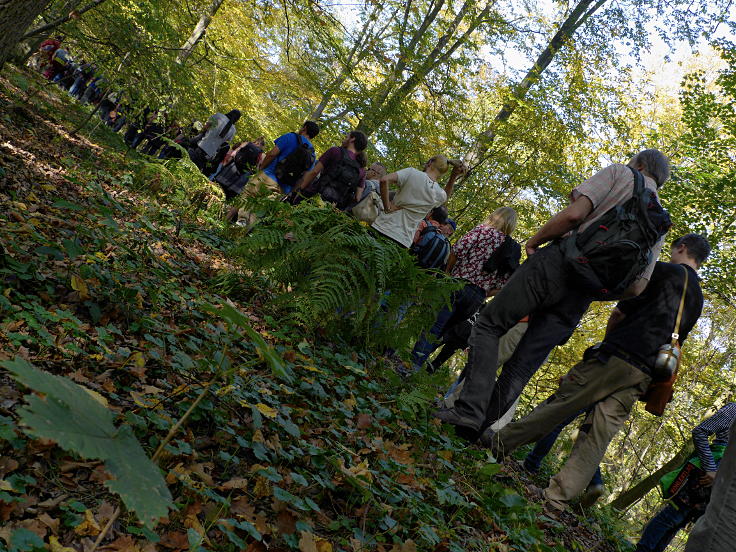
left=684, top=406, right=736, bottom=552
left=434, top=150, right=673, bottom=441
left=636, top=401, right=736, bottom=552
left=480, top=234, right=710, bottom=513
left=410, top=207, right=519, bottom=371
left=351, top=162, right=388, bottom=223
left=252, top=121, right=319, bottom=196
left=371, top=156, right=466, bottom=248
left=409, top=206, right=454, bottom=271
left=294, top=131, right=368, bottom=210
left=188, top=109, right=241, bottom=173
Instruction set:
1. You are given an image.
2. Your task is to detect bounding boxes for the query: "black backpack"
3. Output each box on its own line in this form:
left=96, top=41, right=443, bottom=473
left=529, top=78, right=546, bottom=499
left=318, top=148, right=362, bottom=210
left=561, top=167, right=671, bottom=299
left=214, top=162, right=249, bottom=199
left=410, top=220, right=451, bottom=270
left=234, top=142, right=262, bottom=173
left=482, top=235, right=521, bottom=280
left=274, top=133, right=314, bottom=188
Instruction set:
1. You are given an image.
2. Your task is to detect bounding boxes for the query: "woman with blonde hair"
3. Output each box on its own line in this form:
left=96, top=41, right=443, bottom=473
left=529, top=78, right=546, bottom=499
left=371, top=155, right=466, bottom=248
left=410, top=205, right=521, bottom=372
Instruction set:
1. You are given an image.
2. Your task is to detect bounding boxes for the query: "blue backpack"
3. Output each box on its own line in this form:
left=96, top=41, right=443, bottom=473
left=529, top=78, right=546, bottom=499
left=410, top=220, right=451, bottom=270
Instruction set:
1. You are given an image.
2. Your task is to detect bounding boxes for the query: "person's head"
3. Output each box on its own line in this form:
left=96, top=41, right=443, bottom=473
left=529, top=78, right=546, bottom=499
left=300, top=121, right=320, bottom=139
left=342, top=130, right=368, bottom=151
left=670, top=233, right=711, bottom=268
left=226, top=109, right=241, bottom=123
left=253, top=136, right=266, bottom=148
left=485, top=206, right=517, bottom=236
left=423, top=155, right=450, bottom=178
left=440, top=218, right=457, bottom=237
left=342, top=130, right=368, bottom=167
left=366, top=162, right=387, bottom=181
left=628, top=149, right=671, bottom=188
left=429, top=205, right=449, bottom=225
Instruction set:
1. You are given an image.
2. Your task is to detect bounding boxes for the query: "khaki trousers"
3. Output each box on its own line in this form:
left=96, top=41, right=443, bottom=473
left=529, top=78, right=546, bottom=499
left=493, top=354, right=651, bottom=509
left=236, top=172, right=282, bottom=225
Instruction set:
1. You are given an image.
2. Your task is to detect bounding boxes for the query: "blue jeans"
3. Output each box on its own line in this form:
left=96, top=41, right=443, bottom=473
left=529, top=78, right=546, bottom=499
left=411, top=282, right=486, bottom=369
left=636, top=503, right=690, bottom=552
left=524, top=406, right=603, bottom=487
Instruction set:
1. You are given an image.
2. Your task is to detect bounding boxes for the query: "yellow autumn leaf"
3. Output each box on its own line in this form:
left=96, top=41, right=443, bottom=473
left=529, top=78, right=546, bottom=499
left=316, top=539, right=333, bottom=552
left=342, top=396, right=357, bottom=410
left=82, top=386, right=108, bottom=407
left=74, top=509, right=101, bottom=536
left=49, top=536, right=77, bottom=552
left=70, top=275, right=90, bottom=300
left=255, top=403, right=277, bottom=418
left=0, top=480, right=15, bottom=492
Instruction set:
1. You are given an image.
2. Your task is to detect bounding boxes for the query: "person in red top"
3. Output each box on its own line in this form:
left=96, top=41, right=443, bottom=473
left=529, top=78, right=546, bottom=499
left=39, top=37, right=62, bottom=79
left=410, top=207, right=518, bottom=371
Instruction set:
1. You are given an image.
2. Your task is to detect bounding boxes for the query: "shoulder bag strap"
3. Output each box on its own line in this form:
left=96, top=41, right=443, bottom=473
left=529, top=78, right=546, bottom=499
left=671, top=266, right=689, bottom=345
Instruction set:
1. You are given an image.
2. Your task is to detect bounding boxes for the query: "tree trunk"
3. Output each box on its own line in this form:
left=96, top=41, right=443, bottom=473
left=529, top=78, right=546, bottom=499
left=356, top=0, right=488, bottom=137
left=464, top=0, right=607, bottom=168
left=23, top=0, right=107, bottom=39
left=0, top=0, right=52, bottom=72
left=177, top=0, right=226, bottom=64
left=609, top=443, right=692, bottom=511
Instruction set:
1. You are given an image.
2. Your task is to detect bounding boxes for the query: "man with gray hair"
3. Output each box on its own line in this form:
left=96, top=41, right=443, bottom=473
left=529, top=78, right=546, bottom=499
left=435, top=149, right=672, bottom=442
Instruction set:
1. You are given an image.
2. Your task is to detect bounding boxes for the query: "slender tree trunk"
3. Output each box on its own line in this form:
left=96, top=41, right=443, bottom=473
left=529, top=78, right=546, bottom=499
left=0, top=0, right=52, bottom=72
left=609, top=443, right=692, bottom=511
left=23, top=0, right=107, bottom=39
left=464, top=0, right=607, bottom=168
left=177, top=0, right=226, bottom=64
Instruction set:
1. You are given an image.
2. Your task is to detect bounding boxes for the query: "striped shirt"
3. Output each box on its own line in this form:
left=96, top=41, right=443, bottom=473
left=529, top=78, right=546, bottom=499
left=692, top=402, right=736, bottom=472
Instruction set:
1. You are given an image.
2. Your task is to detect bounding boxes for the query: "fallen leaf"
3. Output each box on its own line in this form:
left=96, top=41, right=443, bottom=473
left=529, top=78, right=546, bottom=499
left=276, top=510, right=297, bottom=535
left=100, top=535, right=142, bottom=552
left=219, top=477, right=249, bottom=490
left=159, top=531, right=188, bottom=550
left=299, top=531, right=318, bottom=552
left=74, top=509, right=101, bottom=537
left=71, top=275, right=90, bottom=300
left=38, top=512, right=60, bottom=534
left=255, top=403, right=277, bottom=418
left=49, top=536, right=76, bottom=552
left=356, top=413, right=372, bottom=429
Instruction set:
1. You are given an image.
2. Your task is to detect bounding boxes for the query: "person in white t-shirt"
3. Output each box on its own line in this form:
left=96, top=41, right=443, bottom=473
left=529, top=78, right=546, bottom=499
left=188, top=109, right=241, bottom=173
left=372, top=155, right=466, bottom=248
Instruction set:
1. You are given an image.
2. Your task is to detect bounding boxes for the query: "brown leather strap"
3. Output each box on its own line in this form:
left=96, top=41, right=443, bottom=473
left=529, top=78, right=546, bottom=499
left=671, top=266, right=689, bottom=345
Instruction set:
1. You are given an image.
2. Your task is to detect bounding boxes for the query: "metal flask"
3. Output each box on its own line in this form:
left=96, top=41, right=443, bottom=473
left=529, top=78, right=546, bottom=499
left=653, top=343, right=680, bottom=380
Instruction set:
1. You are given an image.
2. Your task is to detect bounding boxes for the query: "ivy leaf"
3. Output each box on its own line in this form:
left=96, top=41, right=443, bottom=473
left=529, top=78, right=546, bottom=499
left=1, top=357, right=173, bottom=528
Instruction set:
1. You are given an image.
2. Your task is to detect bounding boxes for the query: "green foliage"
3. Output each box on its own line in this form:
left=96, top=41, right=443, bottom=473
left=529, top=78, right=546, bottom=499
left=227, top=197, right=462, bottom=349
left=1, top=357, right=173, bottom=528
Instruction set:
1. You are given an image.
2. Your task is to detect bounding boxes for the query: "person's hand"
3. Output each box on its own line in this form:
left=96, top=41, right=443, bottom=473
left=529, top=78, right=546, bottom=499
left=525, top=240, right=539, bottom=256
left=384, top=202, right=397, bottom=213
left=450, top=162, right=468, bottom=176
left=700, top=471, right=717, bottom=486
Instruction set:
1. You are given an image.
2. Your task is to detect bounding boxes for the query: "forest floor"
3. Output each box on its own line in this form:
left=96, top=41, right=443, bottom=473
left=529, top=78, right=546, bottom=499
left=0, top=66, right=632, bottom=552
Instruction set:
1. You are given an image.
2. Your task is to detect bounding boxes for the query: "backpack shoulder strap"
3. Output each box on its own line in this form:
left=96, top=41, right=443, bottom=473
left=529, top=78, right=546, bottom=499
left=629, top=166, right=645, bottom=196
left=671, top=266, right=689, bottom=344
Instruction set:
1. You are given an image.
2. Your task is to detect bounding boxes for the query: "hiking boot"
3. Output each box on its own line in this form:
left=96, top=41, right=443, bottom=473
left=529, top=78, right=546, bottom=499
left=579, top=483, right=604, bottom=508
left=432, top=407, right=478, bottom=431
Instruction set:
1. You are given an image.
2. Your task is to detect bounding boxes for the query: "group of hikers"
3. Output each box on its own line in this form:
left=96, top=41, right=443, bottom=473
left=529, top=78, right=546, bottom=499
left=30, top=41, right=734, bottom=547
left=180, top=113, right=736, bottom=550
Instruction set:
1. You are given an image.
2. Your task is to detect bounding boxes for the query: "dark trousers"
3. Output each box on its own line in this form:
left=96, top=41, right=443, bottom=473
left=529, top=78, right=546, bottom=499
left=636, top=503, right=690, bottom=552
left=452, top=243, right=594, bottom=432
left=188, top=146, right=209, bottom=173
left=411, top=282, right=486, bottom=369
left=523, top=406, right=603, bottom=487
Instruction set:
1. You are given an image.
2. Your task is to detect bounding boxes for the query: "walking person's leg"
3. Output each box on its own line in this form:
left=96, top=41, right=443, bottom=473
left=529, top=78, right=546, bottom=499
left=543, top=362, right=650, bottom=509
left=684, top=420, right=736, bottom=552
left=480, top=292, right=592, bottom=430
left=437, top=245, right=570, bottom=432
left=524, top=409, right=585, bottom=472
left=635, top=504, right=689, bottom=552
